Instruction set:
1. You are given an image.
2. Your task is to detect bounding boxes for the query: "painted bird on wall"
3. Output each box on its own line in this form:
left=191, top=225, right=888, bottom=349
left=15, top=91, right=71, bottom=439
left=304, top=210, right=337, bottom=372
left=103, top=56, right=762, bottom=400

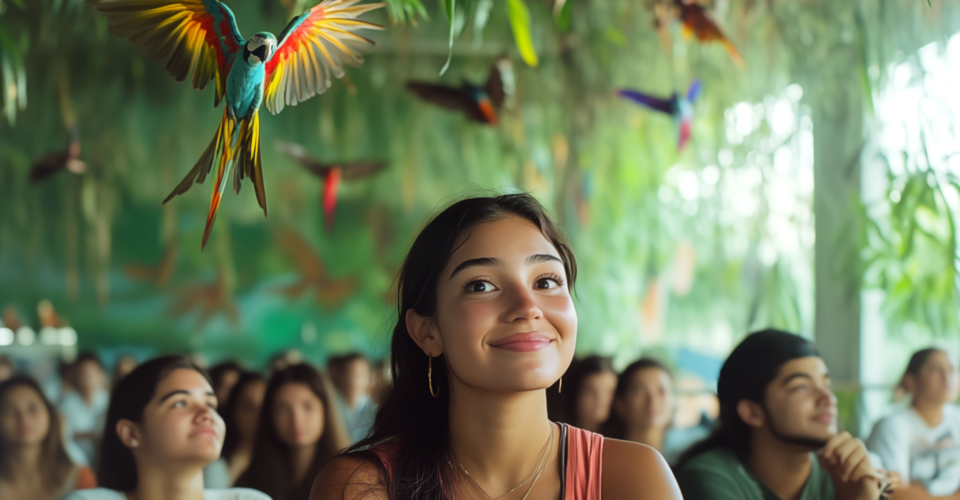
left=29, top=125, right=86, bottom=184
left=96, top=0, right=384, bottom=249
left=674, top=0, right=743, bottom=65
left=618, top=79, right=702, bottom=151
left=406, top=61, right=506, bottom=125
left=275, top=140, right=387, bottom=229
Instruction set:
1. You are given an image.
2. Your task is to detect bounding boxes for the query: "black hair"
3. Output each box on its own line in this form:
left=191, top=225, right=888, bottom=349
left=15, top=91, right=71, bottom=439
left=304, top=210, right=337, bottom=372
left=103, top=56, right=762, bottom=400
left=220, top=371, right=267, bottom=461
left=98, top=356, right=211, bottom=491
left=343, top=193, right=577, bottom=500
left=557, top=355, right=615, bottom=426
left=676, top=329, right=819, bottom=468
left=237, top=364, right=349, bottom=500
left=898, top=348, right=944, bottom=392
left=600, top=358, right=672, bottom=439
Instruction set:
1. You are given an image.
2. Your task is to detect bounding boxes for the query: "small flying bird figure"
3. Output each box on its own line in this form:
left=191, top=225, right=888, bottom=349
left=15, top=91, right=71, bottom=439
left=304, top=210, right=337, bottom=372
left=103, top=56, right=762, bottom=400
left=96, top=0, right=384, bottom=249
left=275, top=141, right=387, bottom=229
left=618, top=79, right=702, bottom=151
left=274, top=227, right=358, bottom=309
left=405, top=61, right=506, bottom=125
left=674, top=0, right=744, bottom=65
left=29, top=125, right=86, bottom=184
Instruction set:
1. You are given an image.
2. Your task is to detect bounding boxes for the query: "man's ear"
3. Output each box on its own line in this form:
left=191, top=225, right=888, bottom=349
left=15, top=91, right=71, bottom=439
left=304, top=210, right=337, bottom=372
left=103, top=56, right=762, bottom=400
left=116, top=419, right=142, bottom=449
left=736, top=399, right=765, bottom=429
left=406, top=309, right=443, bottom=357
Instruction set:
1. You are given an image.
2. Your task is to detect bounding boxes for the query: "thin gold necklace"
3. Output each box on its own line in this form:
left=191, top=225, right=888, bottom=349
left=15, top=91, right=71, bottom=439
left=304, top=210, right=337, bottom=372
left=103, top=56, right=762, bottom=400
left=452, top=424, right=554, bottom=500
left=520, top=428, right=554, bottom=500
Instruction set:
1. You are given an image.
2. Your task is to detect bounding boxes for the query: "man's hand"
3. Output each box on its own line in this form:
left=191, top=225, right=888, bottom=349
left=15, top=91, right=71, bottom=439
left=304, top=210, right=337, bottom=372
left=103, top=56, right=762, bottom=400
left=818, top=432, right=883, bottom=500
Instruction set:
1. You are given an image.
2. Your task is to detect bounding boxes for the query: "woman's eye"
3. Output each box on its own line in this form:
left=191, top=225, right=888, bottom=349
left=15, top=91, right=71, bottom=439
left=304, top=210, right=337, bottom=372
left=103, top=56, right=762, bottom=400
left=535, top=278, right=559, bottom=289
left=467, top=281, right=494, bottom=293
left=173, top=400, right=187, bottom=408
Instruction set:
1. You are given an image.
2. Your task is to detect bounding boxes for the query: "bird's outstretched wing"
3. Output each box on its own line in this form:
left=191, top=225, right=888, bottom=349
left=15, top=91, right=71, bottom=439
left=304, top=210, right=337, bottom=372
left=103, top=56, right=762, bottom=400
left=686, top=79, right=703, bottom=103
left=485, top=63, right=505, bottom=109
left=406, top=82, right=473, bottom=112
left=617, top=90, right=675, bottom=115
left=97, top=0, right=245, bottom=107
left=264, top=0, right=384, bottom=114
left=339, top=161, right=387, bottom=180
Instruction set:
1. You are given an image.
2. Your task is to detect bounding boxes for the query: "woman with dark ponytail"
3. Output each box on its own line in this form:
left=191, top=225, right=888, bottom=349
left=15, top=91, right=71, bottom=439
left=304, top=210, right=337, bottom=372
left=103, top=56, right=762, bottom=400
left=311, top=193, right=680, bottom=500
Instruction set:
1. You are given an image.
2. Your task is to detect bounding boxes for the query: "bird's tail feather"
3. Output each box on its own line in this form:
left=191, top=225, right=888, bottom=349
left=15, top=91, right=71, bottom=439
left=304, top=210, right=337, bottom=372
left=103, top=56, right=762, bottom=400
left=201, top=112, right=238, bottom=250
left=164, top=110, right=229, bottom=204
left=234, top=112, right=267, bottom=216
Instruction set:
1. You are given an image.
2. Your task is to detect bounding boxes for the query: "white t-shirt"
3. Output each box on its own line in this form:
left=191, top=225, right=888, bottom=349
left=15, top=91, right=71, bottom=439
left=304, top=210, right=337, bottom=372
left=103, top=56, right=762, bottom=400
left=66, top=488, right=271, bottom=500
left=867, top=405, right=960, bottom=496
left=58, top=389, right=110, bottom=465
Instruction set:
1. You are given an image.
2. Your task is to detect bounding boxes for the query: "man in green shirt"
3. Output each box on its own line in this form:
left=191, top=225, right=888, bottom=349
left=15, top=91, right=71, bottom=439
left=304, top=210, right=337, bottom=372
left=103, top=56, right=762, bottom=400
left=675, top=329, right=893, bottom=500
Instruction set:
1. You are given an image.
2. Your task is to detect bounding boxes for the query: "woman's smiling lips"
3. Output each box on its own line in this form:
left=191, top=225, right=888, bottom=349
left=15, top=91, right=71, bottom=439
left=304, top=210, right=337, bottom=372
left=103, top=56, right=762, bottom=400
left=489, top=332, right=553, bottom=352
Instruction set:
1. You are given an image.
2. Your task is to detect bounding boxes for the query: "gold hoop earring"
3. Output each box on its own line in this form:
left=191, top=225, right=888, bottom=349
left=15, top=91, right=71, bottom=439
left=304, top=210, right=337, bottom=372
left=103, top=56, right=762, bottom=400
left=558, top=377, right=562, bottom=393
left=428, top=355, right=439, bottom=398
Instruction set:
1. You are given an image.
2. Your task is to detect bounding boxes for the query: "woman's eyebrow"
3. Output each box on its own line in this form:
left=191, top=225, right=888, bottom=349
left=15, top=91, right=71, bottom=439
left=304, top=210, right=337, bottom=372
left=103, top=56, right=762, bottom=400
left=449, top=257, right=503, bottom=279
left=158, top=389, right=216, bottom=403
left=527, top=254, right=561, bottom=265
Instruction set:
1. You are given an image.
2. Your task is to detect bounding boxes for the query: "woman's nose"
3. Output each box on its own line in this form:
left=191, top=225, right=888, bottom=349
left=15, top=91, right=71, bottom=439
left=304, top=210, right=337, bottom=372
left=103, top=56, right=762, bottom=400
left=505, top=284, right=542, bottom=322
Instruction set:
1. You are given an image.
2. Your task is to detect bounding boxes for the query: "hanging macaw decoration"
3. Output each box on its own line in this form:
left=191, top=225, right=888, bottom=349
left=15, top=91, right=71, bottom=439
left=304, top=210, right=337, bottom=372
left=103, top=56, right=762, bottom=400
left=29, top=125, right=86, bottom=184
left=275, top=141, right=387, bottom=229
left=673, top=0, right=744, bottom=65
left=96, top=0, right=384, bottom=249
left=406, top=60, right=505, bottom=125
left=617, top=79, right=702, bottom=151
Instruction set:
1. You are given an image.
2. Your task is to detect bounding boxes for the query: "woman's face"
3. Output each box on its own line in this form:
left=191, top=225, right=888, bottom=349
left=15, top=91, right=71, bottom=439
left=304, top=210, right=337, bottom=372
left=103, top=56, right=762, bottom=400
left=576, top=371, right=617, bottom=428
left=912, top=350, right=960, bottom=406
left=429, top=216, right=577, bottom=392
left=617, top=368, right=675, bottom=431
left=0, top=385, right=50, bottom=447
left=235, top=380, right=267, bottom=443
left=135, top=368, right=224, bottom=465
left=272, top=382, right=324, bottom=448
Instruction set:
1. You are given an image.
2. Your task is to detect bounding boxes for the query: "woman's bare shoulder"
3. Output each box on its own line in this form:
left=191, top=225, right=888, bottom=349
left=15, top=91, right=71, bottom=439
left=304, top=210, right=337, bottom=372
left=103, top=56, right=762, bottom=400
left=601, top=438, right=682, bottom=500
left=310, top=455, right=389, bottom=500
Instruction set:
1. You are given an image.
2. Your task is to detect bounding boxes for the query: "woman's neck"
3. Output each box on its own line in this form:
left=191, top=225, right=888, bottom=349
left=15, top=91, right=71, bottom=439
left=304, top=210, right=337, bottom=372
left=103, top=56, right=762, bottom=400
left=912, top=400, right=946, bottom=427
left=3, top=445, right=43, bottom=481
left=448, top=378, right=556, bottom=496
left=624, top=425, right=666, bottom=450
left=747, top=429, right=814, bottom=500
left=129, top=459, right=205, bottom=500
left=290, top=444, right=318, bottom=485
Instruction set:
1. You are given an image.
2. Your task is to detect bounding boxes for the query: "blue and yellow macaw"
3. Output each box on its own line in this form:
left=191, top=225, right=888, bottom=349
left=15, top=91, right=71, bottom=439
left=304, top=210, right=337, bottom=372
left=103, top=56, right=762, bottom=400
left=97, top=0, right=384, bottom=249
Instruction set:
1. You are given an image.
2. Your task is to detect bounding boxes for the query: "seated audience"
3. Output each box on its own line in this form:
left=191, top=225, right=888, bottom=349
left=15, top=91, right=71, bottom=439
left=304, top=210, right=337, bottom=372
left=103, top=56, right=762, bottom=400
left=867, top=348, right=960, bottom=498
left=675, top=329, right=894, bottom=500
left=0, top=376, right=97, bottom=499
left=601, top=358, right=709, bottom=464
left=328, top=353, right=376, bottom=443
left=66, top=355, right=269, bottom=500
left=58, top=353, right=109, bottom=466
left=219, top=372, right=268, bottom=484
left=209, top=361, right=244, bottom=408
left=0, top=356, right=14, bottom=383
left=237, top=364, right=349, bottom=500
left=111, top=356, right=137, bottom=387
left=562, top=355, right=617, bottom=432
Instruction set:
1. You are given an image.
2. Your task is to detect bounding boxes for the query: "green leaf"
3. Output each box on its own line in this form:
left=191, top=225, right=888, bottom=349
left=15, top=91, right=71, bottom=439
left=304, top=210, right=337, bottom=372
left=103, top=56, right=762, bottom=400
left=439, top=0, right=456, bottom=75
left=506, top=0, right=538, bottom=67
left=472, top=0, right=493, bottom=48
left=556, top=0, right=572, bottom=31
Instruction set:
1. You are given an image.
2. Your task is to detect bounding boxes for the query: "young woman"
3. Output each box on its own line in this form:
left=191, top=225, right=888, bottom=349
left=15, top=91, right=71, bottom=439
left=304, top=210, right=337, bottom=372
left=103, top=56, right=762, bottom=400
left=209, top=362, right=244, bottom=409
left=560, top=355, right=617, bottom=432
left=867, top=348, right=960, bottom=498
left=0, top=376, right=97, bottom=500
left=236, top=364, right=349, bottom=500
left=220, top=373, right=268, bottom=483
left=312, top=193, right=681, bottom=500
left=58, top=353, right=109, bottom=466
left=66, top=356, right=270, bottom=500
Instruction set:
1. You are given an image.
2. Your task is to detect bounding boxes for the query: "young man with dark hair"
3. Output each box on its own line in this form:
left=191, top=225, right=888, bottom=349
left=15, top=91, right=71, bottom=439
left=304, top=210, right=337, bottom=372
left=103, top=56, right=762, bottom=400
left=675, top=329, right=898, bottom=500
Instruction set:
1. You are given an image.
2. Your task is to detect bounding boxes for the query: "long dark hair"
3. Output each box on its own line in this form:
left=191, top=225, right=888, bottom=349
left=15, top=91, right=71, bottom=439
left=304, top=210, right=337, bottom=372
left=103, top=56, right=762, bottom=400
left=98, top=356, right=211, bottom=491
left=0, top=376, right=75, bottom=491
left=600, top=358, right=671, bottom=440
left=675, top=329, right=819, bottom=469
left=237, top=364, right=349, bottom=500
left=220, top=371, right=267, bottom=461
left=344, top=193, right=577, bottom=500
left=557, top=355, right=614, bottom=426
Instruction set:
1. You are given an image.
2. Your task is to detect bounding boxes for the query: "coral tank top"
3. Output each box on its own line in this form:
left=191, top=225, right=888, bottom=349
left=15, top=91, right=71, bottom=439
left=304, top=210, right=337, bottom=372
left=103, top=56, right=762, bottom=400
left=370, top=423, right=603, bottom=500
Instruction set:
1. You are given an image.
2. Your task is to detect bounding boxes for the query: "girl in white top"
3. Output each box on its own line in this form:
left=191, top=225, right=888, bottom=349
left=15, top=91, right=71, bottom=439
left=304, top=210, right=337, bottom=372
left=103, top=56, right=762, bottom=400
left=867, top=348, right=960, bottom=498
left=66, top=356, right=270, bottom=500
